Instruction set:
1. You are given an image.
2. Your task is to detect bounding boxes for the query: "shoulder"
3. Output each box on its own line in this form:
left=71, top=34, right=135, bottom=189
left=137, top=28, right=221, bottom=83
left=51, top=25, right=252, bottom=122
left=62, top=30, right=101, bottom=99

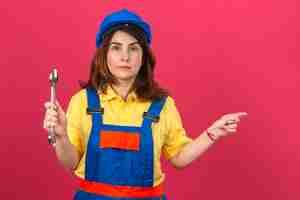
left=165, top=96, right=175, bottom=105
left=68, top=89, right=88, bottom=109
left=160, top=96, right=178, bottom=114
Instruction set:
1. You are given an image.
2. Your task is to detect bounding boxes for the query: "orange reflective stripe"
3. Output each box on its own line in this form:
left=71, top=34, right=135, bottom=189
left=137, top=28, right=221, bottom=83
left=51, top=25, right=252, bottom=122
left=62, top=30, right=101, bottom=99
left=99, top=131, right=140, bottom=151
left=79, top=179, right=163, bottom=198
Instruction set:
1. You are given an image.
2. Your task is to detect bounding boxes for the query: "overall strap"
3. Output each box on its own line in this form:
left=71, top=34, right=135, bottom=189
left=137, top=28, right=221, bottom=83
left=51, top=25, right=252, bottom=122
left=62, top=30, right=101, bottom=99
left=86, top=87, right=103, bottom=124
left=140, top=96, right=167, bottom=187
left=142, top=96, right=167, bottom=129
left=85, top=87, right=103, bottom=180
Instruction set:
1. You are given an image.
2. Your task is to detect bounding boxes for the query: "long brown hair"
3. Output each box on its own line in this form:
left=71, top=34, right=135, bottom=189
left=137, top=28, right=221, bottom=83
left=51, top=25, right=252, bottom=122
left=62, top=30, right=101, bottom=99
left=80, top=24, right=169, bottom=101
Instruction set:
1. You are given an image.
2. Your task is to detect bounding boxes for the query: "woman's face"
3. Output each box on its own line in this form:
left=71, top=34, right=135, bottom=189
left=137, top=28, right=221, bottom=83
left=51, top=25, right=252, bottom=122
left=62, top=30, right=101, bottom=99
left=106, top=30, right=143, bottom=84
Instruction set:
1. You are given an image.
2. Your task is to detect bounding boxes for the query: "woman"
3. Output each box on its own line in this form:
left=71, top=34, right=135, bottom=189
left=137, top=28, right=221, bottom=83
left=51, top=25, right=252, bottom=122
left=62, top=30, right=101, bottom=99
left=43, top=9, right=247, bottom=200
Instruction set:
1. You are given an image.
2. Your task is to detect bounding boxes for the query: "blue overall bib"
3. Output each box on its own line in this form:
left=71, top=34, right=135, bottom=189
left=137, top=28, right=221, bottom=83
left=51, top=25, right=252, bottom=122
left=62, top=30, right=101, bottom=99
left=74, top=88, right=167, bottom=200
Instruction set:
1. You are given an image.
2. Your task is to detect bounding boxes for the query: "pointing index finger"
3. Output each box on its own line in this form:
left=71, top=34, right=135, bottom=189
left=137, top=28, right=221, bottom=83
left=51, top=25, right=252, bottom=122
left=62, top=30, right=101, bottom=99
left=235, top=112, right=248, bottom=118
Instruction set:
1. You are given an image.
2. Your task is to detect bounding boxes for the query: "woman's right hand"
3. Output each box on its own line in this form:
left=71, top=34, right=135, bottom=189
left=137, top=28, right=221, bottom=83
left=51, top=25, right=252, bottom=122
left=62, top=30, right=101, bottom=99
left=43, top=101, right=67, bottom=138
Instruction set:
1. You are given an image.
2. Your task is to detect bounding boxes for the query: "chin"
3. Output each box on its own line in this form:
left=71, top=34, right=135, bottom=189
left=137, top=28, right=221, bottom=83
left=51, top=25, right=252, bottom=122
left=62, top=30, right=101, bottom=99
left=114, top=72, right=137, bottom=81
left=115, top=75, right=137, bottom=83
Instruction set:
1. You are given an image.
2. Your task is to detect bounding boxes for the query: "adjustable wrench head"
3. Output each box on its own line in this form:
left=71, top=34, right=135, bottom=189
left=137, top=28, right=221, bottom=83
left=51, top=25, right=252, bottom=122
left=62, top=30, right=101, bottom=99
left=49, top=67, right=58, bottom=83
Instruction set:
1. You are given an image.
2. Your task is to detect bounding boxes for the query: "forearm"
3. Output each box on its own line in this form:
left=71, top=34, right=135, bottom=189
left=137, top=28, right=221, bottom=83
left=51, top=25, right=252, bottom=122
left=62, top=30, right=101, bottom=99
left=54, top=135, right=80, bottom=171
left=170, top=131, right=215, bottom=169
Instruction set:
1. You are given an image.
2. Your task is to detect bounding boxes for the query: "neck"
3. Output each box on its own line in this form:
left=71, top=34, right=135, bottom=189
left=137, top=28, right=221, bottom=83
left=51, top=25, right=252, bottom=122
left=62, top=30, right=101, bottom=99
left=111, top=79, right=135, bottom=100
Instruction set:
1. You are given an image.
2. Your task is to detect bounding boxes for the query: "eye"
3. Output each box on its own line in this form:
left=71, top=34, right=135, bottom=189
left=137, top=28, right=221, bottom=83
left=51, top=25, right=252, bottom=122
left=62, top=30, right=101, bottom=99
left=110, top=45, right=121, bottom=51
left=129, top=46, right=140, bottom=51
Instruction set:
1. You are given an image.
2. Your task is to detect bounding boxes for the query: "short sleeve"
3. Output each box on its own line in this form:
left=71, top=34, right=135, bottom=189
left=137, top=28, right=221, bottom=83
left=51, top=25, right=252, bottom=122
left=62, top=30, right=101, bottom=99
left=162, top=97, right=193, bottom=160
left=66, top=92, right=85, bottom=156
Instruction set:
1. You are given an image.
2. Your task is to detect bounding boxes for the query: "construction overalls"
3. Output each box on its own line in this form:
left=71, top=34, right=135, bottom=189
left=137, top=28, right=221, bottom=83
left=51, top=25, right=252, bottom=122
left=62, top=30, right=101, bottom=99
left=74, top=88, right=167, bottom=200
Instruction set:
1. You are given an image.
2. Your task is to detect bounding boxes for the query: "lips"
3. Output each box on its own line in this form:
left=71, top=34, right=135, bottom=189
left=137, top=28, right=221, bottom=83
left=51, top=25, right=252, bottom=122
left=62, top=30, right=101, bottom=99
left=118, top=66, right=131, bottom=69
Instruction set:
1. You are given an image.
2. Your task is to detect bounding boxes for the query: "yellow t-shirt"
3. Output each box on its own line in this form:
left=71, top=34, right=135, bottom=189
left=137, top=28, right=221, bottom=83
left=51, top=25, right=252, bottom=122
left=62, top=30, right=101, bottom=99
left=66, top=86, right=192, bottom=186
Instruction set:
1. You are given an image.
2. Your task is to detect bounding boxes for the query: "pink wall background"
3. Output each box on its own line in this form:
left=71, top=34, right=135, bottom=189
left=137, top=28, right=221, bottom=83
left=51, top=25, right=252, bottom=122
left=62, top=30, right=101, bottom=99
left=1, top=0, right=299, bottom=199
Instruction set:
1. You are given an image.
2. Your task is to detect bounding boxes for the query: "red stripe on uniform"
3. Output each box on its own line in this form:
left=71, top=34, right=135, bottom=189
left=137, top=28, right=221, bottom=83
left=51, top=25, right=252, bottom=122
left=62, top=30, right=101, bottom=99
left=79, top=179, right=163, bottom=198
left=99, top=131, right=140, bottom=151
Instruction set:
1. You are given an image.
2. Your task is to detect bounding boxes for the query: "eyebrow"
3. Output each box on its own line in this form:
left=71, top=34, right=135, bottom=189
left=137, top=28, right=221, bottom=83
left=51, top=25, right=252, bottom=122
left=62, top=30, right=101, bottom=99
left=110, top=41, right=139, bottom=46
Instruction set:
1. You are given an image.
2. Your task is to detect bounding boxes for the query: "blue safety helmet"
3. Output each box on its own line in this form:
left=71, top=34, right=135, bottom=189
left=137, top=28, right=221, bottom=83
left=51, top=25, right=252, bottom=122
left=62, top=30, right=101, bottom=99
left=96, top=9, right=152, bottom=48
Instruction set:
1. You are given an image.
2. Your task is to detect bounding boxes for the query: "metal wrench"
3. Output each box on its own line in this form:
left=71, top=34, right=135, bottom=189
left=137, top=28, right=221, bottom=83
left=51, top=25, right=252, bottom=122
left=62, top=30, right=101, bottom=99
left=48, top=67, right=58, bottom=146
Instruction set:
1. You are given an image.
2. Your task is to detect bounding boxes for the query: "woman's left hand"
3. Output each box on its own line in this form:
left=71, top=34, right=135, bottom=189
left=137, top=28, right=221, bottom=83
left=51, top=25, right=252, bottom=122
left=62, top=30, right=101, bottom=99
left=207, top=112, right=248, bottom=140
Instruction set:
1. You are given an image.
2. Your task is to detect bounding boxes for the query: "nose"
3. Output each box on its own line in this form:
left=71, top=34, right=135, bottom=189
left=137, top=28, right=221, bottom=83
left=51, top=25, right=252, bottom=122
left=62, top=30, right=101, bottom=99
left=121, top=49, right=130, bottom=62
